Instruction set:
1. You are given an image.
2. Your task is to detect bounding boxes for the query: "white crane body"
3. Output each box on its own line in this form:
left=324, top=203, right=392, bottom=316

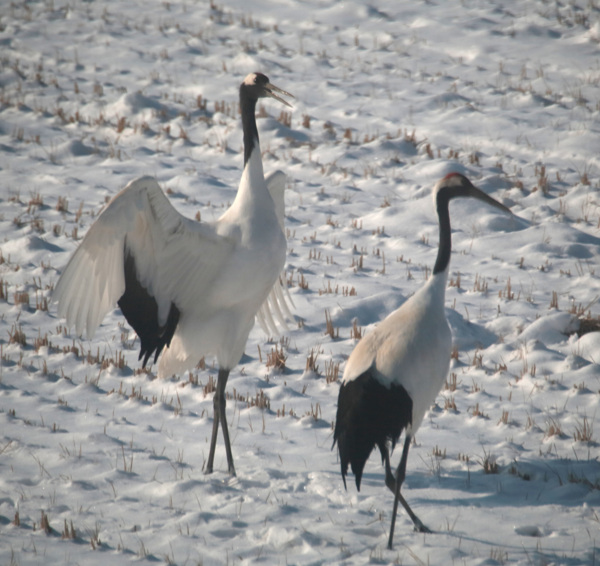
left=334, top=172, right=513, bottom=548
left=54, top=73, right=293, bottom=476
left=342, top=273, right=451, bottom=435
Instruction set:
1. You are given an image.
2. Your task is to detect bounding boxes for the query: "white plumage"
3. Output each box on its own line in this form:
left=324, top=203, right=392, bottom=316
left=342, top=273, right=452, bottom=433
left=54, top=72, right=293, bottom=476
left=334, top=172, right=512, bottom=548
left=256, top=170, right=295, bottom=336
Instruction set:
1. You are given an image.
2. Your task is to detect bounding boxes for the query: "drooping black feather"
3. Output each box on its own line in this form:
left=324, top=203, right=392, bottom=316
left=334, top=370, right=412, bottom=490
left=117, top=248, right=180, bottom=366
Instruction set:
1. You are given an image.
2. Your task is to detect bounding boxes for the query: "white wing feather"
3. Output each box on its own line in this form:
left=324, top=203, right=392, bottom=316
left=256, top=170, right=295, bottom=335
left=53, top=176, right=234, bottom=339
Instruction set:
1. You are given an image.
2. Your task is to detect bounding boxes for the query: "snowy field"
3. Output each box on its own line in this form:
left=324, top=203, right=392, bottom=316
left=1, top=0, right=600, bottom=564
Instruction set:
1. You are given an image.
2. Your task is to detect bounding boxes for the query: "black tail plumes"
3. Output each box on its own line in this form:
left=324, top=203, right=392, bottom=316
left=334, top=371, right=413, bottom=490
left=118, top=249, right=180, bottom=366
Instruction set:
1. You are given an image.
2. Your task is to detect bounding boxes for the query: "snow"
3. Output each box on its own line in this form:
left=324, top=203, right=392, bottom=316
left=1, top=0, right=599, bottom=564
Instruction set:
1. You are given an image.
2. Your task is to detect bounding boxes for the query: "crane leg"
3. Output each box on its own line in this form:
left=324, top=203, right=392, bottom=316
left=384, top=434, right=430, bottom=549
left=205, top=368, right=236, bottom=476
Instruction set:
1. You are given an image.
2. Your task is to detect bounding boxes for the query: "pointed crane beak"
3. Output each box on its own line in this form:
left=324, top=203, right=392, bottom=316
left=442, top=173, right=512, bottom=216
left=466, top=182, right=513, bottom=216
left=265, top=82, right=294, bottom=108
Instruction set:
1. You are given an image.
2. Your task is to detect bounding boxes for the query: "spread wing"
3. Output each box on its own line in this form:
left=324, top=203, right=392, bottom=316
left=53, top=176, right=234, bottom=364
left=256, top=170, right=295, bottom=335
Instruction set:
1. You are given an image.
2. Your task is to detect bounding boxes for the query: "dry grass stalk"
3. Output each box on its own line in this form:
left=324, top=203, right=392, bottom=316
left=535, top=163, right=549, bottom=193
left=432, top=445, right=446, bottom=459
left=448, top=273, right=461, bottom=288
left=576, top=315, right=600, bottom=337
left=305, top=348, right=320, bottom=374
left=277, top=110, right=291, bottom=127
left=445, top=372, right=458, bottom=391
left=56, top=196, right=68, bottom=212
left=324, top=359, right=340, bottom=384
left=40, top=511, right=51, bottom=535
left=499, top=277, right=516, bottom=300
left=276, top=404, right=296, bottom=418
left=498, top=410, right=510, bottom=426
left=573, top=416, right=593, bottom=442
left=324, top=309, right=338, bottom=339
left=351, top=253, right=364, bottom=271
left=9, top=323, right=26, bottom=346
left=443, top=396, right=457, bottom=411
left=471, top=403, right=487, bottom=418
left=62, top=519, right=76, bottom=540
left=306, top=403, right=321, bottom=420
left=471, top=349, right=483, bottom=369
left=236, top=389, right=271, bottom=410
left=116, top=116, right=127, bottom=133
left=473, top=273, right=488, bottom=293
left=36, top=291, right=49, bottom=311
left=297, top=271, right=309, bottom=290
left=89, top=523, right=101, bottom=549
left=34, top=331, right=50, bottom=352
left=545, top=417, right=563, bottom=438
left=14, top=291, right=30, bottom=307
left=203, top=374, right=216, bottom=396
left=319, top=280, right=337, bottom=296
left=342, top=286, right=357, bottom=297
left=480, top=450, right=499, bottom=474
left=266, top=345, right=287, bottom=371
left=350, top=319, right=362, bottom=340
left=195, top=356, right=206, bottom=370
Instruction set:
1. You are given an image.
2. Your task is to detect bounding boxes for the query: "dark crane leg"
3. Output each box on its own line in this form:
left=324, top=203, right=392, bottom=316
left=205, top=368, right=236, bottom=476
left=384, top=434, right=431, bottom=549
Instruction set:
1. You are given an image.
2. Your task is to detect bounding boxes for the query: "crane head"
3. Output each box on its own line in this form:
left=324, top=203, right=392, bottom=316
left=434, top=172, right=512, bottom=216
left=241, top=72, right=294, bottom=107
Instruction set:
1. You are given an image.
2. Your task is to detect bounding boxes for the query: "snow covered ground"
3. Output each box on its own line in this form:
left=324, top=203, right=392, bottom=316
left=1, top=0, right=600, bottom=564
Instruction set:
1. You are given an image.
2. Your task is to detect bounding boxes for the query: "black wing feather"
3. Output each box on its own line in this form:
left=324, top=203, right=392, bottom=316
left=334, top=370, right=412, bottom=490
left=118, top=248, right=180, bottom=366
